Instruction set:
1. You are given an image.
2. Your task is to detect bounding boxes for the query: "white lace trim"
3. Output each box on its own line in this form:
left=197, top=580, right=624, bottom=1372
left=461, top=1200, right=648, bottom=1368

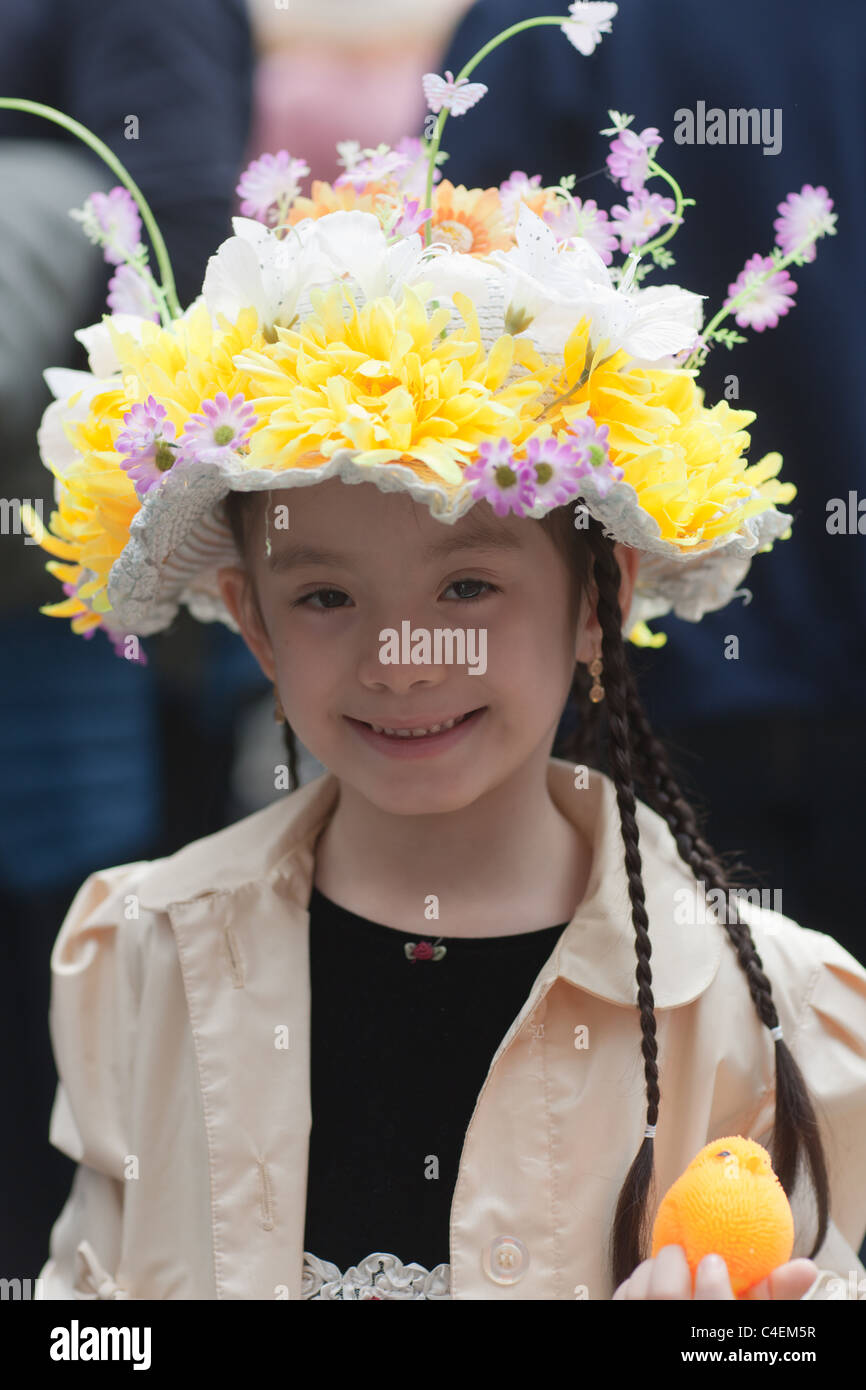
left=302, top=1250, right=451, bottom=1300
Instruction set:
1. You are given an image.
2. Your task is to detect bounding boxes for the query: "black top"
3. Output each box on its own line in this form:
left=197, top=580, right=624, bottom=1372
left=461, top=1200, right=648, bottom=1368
left=303, top=885, right=568, bottom=1272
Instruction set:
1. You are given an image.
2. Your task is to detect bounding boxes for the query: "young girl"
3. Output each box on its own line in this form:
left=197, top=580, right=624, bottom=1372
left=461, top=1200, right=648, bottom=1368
left=16, top=7, right=865, bottom=1301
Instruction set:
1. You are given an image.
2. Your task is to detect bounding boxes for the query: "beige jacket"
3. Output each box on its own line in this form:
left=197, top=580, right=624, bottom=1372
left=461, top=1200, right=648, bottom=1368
left=37, top=759, right=866, bottom=1300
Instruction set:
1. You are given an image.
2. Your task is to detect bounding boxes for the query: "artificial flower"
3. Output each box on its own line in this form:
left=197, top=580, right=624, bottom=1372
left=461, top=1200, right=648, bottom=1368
left=335, top=144, right=413, bottom=191
left=69, top=187, right=143, bottom=266
left=234, top=285, right=557, bottom=483
left=389, top=196, right=432, bottom=239
left=498, top=171, right=550, bottom=222
left=543, top=196, right=619, bottom=264
left=522, top=433, right=588, bottom=507
left=606, top=125, right=663, bottom=193
left=106, top=263, right=161, bottom=321
left=725, top=253, right=797, bottom=331
left=178, top=392, right=257, bottom=465
left=115, top=396, right=180, bottom=494
left=463, top=439, right=537, bottom=517
left=489, top=205, right=703, bottom=359
left=428, top=180, right=512, bottom=255
left=611, top=190, right=676, bottom=253
left=561, top=1, right=618, bottom=56
left=236, top=151, right=311, bottom=224
left=566, top=416, right=624, bottom=497
left=773, top=184, right=837, bottom=263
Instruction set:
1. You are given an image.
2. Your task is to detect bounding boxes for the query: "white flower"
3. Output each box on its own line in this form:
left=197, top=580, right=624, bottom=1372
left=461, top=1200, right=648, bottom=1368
left=311, top=211, right=429, bottom=301
left=488, top=205, right=703, bottom=361
left=203, top=217, right=334, bottom=330
left=561, top=2, right=618, bottom=57
left=38, top=370, right=117, bottom=481
left=73, top=314, right=148, bottom=376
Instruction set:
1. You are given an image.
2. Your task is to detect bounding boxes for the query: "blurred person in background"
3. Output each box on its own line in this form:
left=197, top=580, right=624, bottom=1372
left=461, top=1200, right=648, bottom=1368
left=0, top=0, right=254, bottom=1281
left=438, top=0, right=866, bottom=982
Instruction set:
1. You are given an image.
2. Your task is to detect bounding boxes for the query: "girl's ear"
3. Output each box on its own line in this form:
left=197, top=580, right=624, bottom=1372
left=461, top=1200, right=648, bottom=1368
left=217, top=565, right=278, bottom=683
left=575, top=543, right=641, bottom=663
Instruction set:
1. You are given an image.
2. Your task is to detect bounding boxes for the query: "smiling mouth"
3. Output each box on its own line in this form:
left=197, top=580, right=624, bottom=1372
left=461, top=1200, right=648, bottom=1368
left=357, top=709, right=485, bottom=739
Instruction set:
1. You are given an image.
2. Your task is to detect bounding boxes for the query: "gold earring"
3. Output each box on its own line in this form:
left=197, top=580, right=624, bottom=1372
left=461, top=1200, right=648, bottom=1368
left=273, top=684, right=286, bottom=724
left=588, top=653, right=605, bottom=703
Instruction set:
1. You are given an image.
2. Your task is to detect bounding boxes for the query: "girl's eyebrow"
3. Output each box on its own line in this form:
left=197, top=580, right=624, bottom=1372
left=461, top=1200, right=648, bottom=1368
left=266, top=525, right=523, bottom=574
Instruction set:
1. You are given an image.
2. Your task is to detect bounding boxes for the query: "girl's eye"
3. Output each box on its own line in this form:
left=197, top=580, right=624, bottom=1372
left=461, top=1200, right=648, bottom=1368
left=292, top=588, right=351, bottom=610
left=442, top=579, right=499, bottom=602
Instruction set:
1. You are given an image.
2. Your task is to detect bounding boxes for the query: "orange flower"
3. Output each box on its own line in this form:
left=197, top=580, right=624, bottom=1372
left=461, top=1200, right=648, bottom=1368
left=428, top=181, right=512, bottom=255
left=284, top=179, right=395, bottom=225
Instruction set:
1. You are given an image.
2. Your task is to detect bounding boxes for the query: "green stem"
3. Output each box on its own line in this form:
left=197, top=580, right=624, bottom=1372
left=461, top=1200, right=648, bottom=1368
left=424, top=15, right=574, bottom=245
left=634, top=158, right=687, bottom=259
left=684, top=227, right=821, bottom=369
left=0, top=97, right=181, bottom=322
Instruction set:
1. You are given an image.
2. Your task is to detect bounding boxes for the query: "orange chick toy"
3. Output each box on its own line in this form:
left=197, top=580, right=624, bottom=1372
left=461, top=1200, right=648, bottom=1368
left=651, top=1137, right=795, bottom=1297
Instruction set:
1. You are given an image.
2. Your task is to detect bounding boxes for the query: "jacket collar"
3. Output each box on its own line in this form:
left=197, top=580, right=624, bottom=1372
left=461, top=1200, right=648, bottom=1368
left=137, top=757, right=722, bottom=1008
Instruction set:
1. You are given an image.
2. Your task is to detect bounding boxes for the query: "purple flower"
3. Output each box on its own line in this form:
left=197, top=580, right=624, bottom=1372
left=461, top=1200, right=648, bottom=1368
left=393, top=135, right=442, bottom=198
left=523, top=435, right=588, bottom=508
left=498, top=171, right=544, bottom=221
left=390, top=196, right=432, bottom=238
left=724, top=253, right=798, bottom=332
left=106, top=263, right=161, bottom=321
left=542, top=197, right=619, bottom=264
left=236, top=151, right=310, bottom=224
left=69, top=187, right=143, bottom=266
left=566, top=417, right=623, bottom=498
left=179, top=392, right=257, bottom=464
left=773, top=184, right=837, bottom=264
left=115, top=396, right=179, bottom=495
left=335, top=145, right=413, bottom=191
left=610, top=190, right=676, bottom=253
left=463, top=438, right=536, bottom=518
left=606, top=126, right=663, bottom=194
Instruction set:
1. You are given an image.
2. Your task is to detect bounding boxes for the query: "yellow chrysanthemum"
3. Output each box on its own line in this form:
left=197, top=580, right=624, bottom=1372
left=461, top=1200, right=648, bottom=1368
left=21, top=384, right=140, bottom=634
left=23, top=303, right=267, bottom=632
left=539, top=324, right=796, bottom=552
left=236, top=286, right=559, bottom=484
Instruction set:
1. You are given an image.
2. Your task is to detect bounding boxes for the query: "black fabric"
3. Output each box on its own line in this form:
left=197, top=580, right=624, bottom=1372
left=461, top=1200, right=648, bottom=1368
left=303, top=884, right=567, bottom=1273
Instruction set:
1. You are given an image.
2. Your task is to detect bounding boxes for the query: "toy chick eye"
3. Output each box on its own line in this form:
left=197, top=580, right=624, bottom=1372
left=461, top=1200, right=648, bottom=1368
left=715, top=1150, right=732, bottom=1158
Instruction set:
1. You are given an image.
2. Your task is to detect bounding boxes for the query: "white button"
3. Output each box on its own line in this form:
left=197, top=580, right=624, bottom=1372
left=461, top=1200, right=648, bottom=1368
left=482, top=1235, right=529, bottom=1284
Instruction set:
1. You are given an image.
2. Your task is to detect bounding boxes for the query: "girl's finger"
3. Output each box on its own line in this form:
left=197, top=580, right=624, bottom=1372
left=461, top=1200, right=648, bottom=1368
left=742, top=1259, right=820, bottom=1301
left=615, top=1256, right=655, bottom=1300
left=693, top=1253, right=736, bottom=1300
left=646, top=1244, right=694, bottom=1299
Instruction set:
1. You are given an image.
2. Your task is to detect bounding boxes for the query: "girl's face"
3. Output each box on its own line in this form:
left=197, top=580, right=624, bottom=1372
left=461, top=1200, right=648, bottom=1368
left=218, top=478, right=638, bottom=816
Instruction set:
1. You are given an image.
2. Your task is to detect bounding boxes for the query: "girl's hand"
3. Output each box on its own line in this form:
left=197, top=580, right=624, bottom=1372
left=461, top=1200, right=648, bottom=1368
left=612, top=1244, right=820, bottom=1300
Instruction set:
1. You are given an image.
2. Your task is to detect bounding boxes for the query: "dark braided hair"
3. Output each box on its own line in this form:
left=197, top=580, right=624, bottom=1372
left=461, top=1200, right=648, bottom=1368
left=549, top=504, right=829, bottom=1288
left=223, top=486, right=830, bottom=1290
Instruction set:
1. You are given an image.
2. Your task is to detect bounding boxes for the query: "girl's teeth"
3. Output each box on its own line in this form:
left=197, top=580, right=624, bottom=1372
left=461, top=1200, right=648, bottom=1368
left=370, top=714, right=466, bottom=738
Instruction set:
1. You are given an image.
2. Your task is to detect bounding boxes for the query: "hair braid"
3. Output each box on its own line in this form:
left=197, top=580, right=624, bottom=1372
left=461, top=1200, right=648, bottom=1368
left=564, top=519, right=830, bottom=1290
left=619, top=657, right=829, bottom=1255
left=585, top=528, right=661, bottom=1287
left=281, top=720, right=300, bottom=792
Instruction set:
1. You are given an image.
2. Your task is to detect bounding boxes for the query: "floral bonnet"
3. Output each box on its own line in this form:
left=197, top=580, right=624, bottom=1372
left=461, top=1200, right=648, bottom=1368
left=3, top=2, right=837, bottom=661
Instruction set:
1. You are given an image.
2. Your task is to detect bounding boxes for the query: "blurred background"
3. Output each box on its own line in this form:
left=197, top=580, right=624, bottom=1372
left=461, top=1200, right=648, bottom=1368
left=1, top=0, right=863, bottom=1280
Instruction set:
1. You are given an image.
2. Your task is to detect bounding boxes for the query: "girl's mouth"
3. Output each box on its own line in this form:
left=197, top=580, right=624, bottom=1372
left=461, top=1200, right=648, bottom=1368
left=345, top=707, right=487, bottom=758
